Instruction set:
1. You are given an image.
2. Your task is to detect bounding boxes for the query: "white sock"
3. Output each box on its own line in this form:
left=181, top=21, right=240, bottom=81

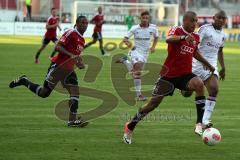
left=123, top=60, right=133, bottom=72
left=202, top=97, right=216, bottom=124
left=134, top=78, right=141, bottom=97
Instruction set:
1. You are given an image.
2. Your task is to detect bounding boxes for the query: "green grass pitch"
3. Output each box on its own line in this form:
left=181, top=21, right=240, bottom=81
left=0, top=36, right=240, bottom=160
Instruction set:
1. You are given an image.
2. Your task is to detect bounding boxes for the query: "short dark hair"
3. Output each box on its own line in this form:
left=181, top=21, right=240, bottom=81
left=141, top=11, right=150, bottom=17
left=51, top=7, right=56, bottom=11
left=74, top=15, right=87, bottom=28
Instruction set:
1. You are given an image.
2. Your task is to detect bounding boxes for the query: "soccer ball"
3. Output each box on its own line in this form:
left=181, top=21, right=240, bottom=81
left=202, top=128, right=221, bottom=146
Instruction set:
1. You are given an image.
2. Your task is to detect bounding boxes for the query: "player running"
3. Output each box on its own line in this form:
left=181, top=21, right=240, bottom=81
left=116, top=11, right=159, bottom=101
left=35, top=8, right=62, bottom=64
left=122, top=11, right=215, bottom=144
left=182, top=10, right=227, bottom=134
left=84, top=6, right=106, bottom=56
left=9, top=16, right=88, bottom=127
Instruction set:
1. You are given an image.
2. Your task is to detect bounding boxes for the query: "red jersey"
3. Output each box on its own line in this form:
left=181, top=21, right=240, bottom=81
left=161, top=26, right=200, bottom=78
left=45, top=16, right=59, bottom=39
left=51, top=29, right=85, bottom=70
left=92, top=13, right=104, bottom=33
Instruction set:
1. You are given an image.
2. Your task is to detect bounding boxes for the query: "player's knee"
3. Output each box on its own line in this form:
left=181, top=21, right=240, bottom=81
left=38, top=88, right=51, bottom=98
left=208, top=85, right=218, bottom=96
left=193, top=78, right=204, bottom=92
left=133, top=71, right=141, bottom=78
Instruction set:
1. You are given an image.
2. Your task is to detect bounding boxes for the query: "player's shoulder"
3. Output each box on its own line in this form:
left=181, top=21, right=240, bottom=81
left=169, top=25, right=182, bottom=31
left=199, top=24, right=212, bottom=30
left=47, top=15, right=53, bottom=22
left=149, top=23, right=158, bottom=29
left=149, top=23, right=157, bottom=28
left=130, top=24, right=140, bottom=31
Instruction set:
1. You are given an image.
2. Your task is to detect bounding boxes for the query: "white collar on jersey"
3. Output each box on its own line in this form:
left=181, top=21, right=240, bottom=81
left=74, top=29, right=84, bottom=38
left=180, top=25, right=191, bottom=34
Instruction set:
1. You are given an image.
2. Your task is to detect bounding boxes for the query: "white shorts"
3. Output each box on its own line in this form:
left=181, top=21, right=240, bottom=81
left=128, top=49, right=148, bottom=65
left=192, top=65, right=219, bottom=81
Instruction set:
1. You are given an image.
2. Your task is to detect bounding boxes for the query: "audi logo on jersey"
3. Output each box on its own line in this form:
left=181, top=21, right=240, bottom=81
left=180, top=45, right=194, bottom=54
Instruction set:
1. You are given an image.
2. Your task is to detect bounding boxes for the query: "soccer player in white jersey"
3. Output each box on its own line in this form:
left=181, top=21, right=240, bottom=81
left=182, top=10, right=227, bottom=135
left=116, top=11, right=159, bottom=101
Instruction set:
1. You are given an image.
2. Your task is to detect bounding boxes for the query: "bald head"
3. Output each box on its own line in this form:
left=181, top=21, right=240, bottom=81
left=213, top=10, right=226, bottom=30
left=215, top=10, right=226, bottom=17
left=182, top=11, right=198, bottom=33
left=183, top=11, right=197, bottom=21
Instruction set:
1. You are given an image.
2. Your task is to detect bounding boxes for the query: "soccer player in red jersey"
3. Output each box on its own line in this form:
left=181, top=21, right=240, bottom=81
left=122, top=11, right=215, bottom=144
left=35, top=8, right=62, bottom=64
left=84, top=6, right=106, bottom=55
left=9, top=16, right=89, bottom=127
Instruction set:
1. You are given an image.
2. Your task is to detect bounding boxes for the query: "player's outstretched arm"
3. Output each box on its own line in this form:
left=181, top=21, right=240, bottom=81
left=194, top=50, right=215, bottom=72
left=166, top=34, right=194, bottom=44
left=57, top=24, right=62, bottom=31
left=218, top=47, right=225, bottom=80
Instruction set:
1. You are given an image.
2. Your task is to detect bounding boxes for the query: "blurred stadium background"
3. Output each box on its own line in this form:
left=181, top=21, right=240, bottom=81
left=0, top=0, right=239, bottom=40
left=0, top=1, right=240, bottom=160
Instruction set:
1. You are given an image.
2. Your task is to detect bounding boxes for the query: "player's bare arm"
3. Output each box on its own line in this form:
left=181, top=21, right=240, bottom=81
left=46, top=22, right=59, bottom=29
left=166, top=34, right=195, bottom=44
left=57, top=23, right=62, bottom=31
left=218, top=47, right=225, bottom=80
left=150, top=36, right=158, bottom=53
left=123, top=37, right=132, bottom=48
left=194, top=50, right=215, bottom=72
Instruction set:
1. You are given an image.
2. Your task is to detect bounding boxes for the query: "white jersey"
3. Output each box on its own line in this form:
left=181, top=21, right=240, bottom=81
left=193, top=24, right=227, bottom=69
left=125, top=24, right=159, bottom=56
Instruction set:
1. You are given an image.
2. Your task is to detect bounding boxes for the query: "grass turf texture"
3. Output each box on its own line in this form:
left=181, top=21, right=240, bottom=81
left=0, top=36, right=240, bottom=160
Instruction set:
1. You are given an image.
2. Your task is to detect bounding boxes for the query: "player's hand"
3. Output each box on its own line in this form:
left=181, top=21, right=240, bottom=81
left=74, top=56, right=85, bottom=69
left=123, top=40, right=132, bottom=48
left=219, top=67, right=225, bottom=80
left=185, top=34, right=195, bottom=44
left=150, top=47, right=155, bottom=53
left=208, top=65, right=215, bottom=73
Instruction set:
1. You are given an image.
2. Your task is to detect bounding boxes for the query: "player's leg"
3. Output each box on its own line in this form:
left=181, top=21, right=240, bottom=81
left=35, top=38, right=50, bottom=63
left=202, top=75, right=219, bottom=127
left=98, top=33, right=106, bottom=55
left=63, top=72, right=88, bottom=127
left=187, top=75, right=206, bottom=135
left=50, top=38, right=58, bottom=58
left=123, top=77, right=174, bottom=144
left=115, top=55, right=133, bottom=72
left=9, top=75, right=53, bottom=98
left=84, top=33, right=98, bottom=49
left=132, top=62, right=146, bottom=101
left=9, top=63, right=59, bottom=98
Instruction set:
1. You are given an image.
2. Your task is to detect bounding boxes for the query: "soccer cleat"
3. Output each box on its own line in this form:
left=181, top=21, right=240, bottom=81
left=123, top=122, right=133, bottom=144
left=194, top=123, right=203, bottom=136
left=67, top=119, right=89, bottom=128
left=202, top=120, right=213, bottom=129
left=137, top=95, right=147, bottom=101
left=115, top=56, right=128, bottom=63
left=9, top=75, right=27, bottom=88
